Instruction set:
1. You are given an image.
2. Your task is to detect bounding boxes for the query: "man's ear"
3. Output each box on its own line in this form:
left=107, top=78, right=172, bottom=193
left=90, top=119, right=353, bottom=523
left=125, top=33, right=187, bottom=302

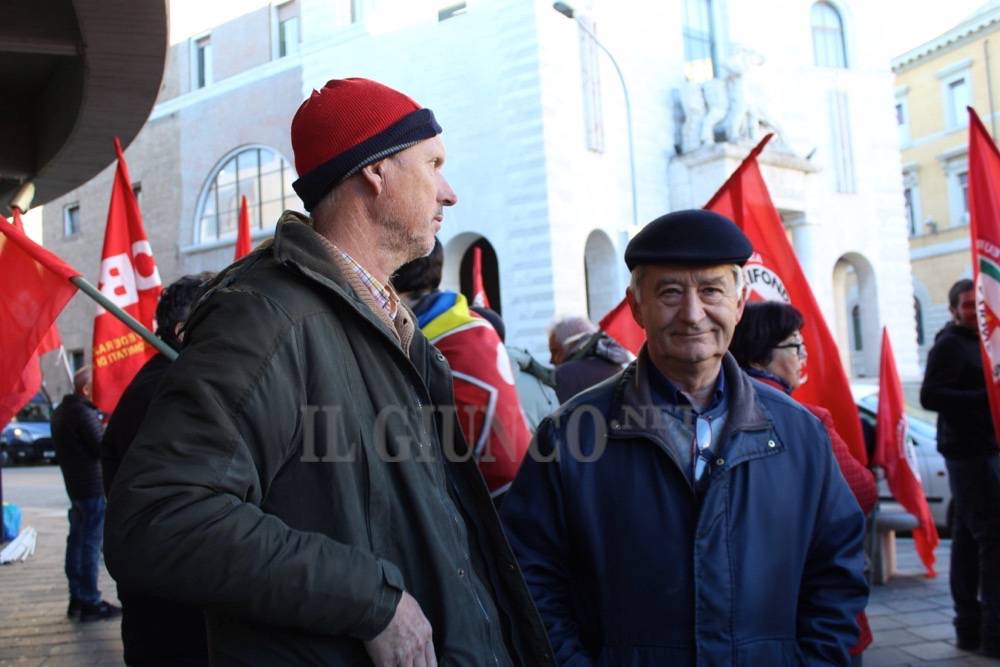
left=625, top=288, right=645, bottom=330
left=735, top=284, right=748, bottom=320
left=359, top=159, right=389, bottom=195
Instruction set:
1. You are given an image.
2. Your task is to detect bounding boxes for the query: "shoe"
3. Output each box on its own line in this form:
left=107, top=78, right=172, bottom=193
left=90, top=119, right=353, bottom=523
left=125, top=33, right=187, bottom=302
left=78, top=600, right=122, bottom=622
left=956, top=633, right=980, bottom=651
left=66, top=598, right=82, bottom=618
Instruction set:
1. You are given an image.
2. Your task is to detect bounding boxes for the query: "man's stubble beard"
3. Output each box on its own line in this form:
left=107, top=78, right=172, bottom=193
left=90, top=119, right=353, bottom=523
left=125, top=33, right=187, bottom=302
left=374, top=213, right=432, bottom=271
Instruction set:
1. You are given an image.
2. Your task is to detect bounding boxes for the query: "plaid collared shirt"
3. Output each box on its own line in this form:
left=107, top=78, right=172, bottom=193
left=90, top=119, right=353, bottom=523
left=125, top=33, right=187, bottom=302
left=333, top=245, right=400, bottom=320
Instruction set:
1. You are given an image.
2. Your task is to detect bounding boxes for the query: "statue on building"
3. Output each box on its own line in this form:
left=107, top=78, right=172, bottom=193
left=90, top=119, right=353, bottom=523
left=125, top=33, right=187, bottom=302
left=679, top=81, right=706, bottom=154
left=702, top=79, right=728, bottom=144
left=676, top=47, right=795, bottom=155
left=719, top=48, right=790, bottom=147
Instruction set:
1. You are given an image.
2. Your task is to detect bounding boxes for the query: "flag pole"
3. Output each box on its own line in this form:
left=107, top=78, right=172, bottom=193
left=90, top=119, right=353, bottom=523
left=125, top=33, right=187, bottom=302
left=57, top=346, right=74, bottom=384
left=70, top=277, right=178, bottom=361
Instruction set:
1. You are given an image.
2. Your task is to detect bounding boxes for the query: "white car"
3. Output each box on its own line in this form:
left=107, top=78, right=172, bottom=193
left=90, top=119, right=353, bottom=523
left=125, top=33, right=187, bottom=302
left=850, top=384, right=951, bottom=535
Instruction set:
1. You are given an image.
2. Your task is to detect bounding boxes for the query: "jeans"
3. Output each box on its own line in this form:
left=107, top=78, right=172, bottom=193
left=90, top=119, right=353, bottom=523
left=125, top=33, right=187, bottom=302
left=946, top=454, right=1000, bottom=642
left=65, top=496, right=105, bottom=605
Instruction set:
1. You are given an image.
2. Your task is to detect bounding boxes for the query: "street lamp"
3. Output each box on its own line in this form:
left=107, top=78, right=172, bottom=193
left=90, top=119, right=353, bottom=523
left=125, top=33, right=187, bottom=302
left=552, top=1, right=638, bottom=229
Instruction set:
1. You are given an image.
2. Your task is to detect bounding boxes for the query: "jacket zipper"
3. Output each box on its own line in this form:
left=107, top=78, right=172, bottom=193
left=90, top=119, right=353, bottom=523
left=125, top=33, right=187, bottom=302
left=445, top=494, right=501, bottom=667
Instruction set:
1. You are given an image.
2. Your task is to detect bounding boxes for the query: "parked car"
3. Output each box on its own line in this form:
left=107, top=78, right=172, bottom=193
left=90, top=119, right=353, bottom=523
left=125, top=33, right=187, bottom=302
left=850, top=384, right=951, bottom=535
left=1, top=392, right=56, bottom=466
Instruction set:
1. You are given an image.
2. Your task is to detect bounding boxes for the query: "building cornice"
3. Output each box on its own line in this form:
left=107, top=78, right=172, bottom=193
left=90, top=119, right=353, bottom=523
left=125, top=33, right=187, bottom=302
left=892, top=6, right=1000, bottom=72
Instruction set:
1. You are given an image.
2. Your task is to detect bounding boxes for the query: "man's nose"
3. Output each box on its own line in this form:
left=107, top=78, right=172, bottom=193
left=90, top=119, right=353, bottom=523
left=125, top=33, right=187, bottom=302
left=439, top=175, right=458, bottom=207
left=678, top=291, right=705, bottom=323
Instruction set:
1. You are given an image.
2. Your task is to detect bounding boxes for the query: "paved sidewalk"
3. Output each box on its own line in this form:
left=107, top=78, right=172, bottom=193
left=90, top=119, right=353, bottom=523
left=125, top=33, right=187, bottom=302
left=866, top=538, right=1000, bottom=666
left=0, top=467, right=123, bottom=666
left=0, top=507, right=122, bottom=666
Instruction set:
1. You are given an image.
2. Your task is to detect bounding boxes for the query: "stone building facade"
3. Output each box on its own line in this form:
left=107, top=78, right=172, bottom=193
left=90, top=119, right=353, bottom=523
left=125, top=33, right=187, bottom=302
left=892, top=3, right=1000, bottom=364
left=39, top=0, right=920, bottom=399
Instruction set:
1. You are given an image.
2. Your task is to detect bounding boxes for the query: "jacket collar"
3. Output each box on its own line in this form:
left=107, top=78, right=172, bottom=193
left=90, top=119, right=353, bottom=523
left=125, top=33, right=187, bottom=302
left=269, top=212, right=402, bottom=345
left=612, top=347, right=771, bottom=436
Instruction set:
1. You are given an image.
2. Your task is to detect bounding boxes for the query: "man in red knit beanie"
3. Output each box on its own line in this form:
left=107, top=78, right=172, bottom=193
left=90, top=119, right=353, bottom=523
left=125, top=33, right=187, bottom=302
left=105, top=78, right=553, bottom=667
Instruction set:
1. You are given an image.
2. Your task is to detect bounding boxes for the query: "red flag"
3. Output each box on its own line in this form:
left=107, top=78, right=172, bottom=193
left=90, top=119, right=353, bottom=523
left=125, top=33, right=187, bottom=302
left=12, top=209, right=62, bottom=355
left=471, top=246, right=490, bottom=308
left=706, top=134, right=868, bottom=465
left=599, top=299, right=644, bottom=355
left=91, top=137, right=162, bottom=414
left=874, top=328, right=938, bottom=576
left=0, top=216, right=80, bottom=426
left=966, top=107, right=1000, bottom=444
left=234, top=194, right=252, bottom=260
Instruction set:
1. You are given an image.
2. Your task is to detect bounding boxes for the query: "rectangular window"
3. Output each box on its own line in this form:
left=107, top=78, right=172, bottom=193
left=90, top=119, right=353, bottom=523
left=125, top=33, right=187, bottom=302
left=959, top=170, right=969, bottom=216
left=278, top=3, right=300, bottom=57
left=63, top=204, right=80, bottom=238
left=438, top=2, right=467, bottom=21
left=945, top=158, right=969, bottom=227
left=195, top=36, right=212, bottom=89
left=682, top=0, right=715, bottom=82
left=70, top=349, right=85, bottom=374
left=946, top=77, right=970, bottom=129
left=895, top=98, right=910, bottom=146
left=902, top=168, right=921, bottom=235
left=903, top=187, right=916, bottom=236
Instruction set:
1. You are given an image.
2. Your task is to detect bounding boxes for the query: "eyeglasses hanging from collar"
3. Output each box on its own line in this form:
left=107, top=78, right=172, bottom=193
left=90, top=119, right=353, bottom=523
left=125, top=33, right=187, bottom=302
left=693, top=415, right=713, bottom=482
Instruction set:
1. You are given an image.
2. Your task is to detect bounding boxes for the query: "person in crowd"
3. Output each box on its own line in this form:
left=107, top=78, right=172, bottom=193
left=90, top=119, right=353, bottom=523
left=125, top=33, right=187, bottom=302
left=101, top=272, right=214, bottom=666
left=730, top=300, right=878, bottom=664
left=547, top=316, right=631, bottom=402
left=921, top=278, right=1000, bottom=658
left=392, top=240, right=532, bottom=497
left=471, top=305, right=559, bottom=432
left=51, top=367, right=120, bottom=622
left=502, top=209, right=867, bottom=665
left=105, top=78, right=553, bottom=666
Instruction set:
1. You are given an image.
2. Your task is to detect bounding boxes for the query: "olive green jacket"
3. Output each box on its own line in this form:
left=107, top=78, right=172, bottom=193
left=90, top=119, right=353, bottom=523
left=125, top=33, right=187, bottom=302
left=105, top=212, right=553, bottom=665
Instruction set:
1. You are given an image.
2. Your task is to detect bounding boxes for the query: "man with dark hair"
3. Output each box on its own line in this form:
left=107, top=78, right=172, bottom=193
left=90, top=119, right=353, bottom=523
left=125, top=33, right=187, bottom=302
left=105, top=78, right=551, bottom=666
left=52, top=367, right=120, bottom=622
left=393, top=241, right=532, bottom=496
left=101, top=272, right=214, bottom=666
left=502, top=209, right=867, bottom=665
left=102, top=271, right=214, bottom=490
left=921, top=277, right=1000, bottom=657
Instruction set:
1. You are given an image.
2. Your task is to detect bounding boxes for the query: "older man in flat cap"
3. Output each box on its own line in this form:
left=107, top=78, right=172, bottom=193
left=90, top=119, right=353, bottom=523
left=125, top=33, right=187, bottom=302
left=106, top=78, right=553, bottom=666
left=502, top=210, right=867, bottom=666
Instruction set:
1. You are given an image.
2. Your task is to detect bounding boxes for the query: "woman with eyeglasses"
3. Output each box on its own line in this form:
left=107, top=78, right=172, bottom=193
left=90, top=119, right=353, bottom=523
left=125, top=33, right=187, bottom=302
left=730, top=300, right=877, bottom=665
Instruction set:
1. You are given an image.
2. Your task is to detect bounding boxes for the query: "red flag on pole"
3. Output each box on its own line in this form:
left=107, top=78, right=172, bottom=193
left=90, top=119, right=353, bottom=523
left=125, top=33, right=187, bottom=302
left=12, top=209, right=62, bottom=355
left=471, top=246, right=490, bottom=308
left=874, top=328, right=939, bottom=576
left=234, top=194, right=252, bottom=260
left=0, top=216, right=80, bottom=426
left=91, top=137, right=163, bottom=414
left=965, top=107, right=1000, bottom=444
left=599, top=299, right=645, bottom=355
left=705, top=134, right=868, bottom=465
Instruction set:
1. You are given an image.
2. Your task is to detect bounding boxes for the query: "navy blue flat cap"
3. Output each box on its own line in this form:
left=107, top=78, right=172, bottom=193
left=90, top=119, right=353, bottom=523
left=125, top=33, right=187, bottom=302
left=624, top=209, right=753, bottom=271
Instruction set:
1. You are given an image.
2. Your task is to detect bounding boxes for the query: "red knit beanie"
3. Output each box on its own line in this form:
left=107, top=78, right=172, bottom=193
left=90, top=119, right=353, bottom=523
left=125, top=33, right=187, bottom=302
left=290, top=78, right=441, bottom=211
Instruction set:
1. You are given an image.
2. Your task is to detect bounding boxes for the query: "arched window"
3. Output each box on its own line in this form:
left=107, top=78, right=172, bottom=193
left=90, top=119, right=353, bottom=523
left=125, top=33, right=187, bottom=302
left=195, top=146, right=300, bottom=245
left=583, top=230, right=618, bottom=321
left=851, top=304, right=863, bottom=351
left=811, top=1, right=847, bottom=69
left=682, top=0, right=716, bottom=82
